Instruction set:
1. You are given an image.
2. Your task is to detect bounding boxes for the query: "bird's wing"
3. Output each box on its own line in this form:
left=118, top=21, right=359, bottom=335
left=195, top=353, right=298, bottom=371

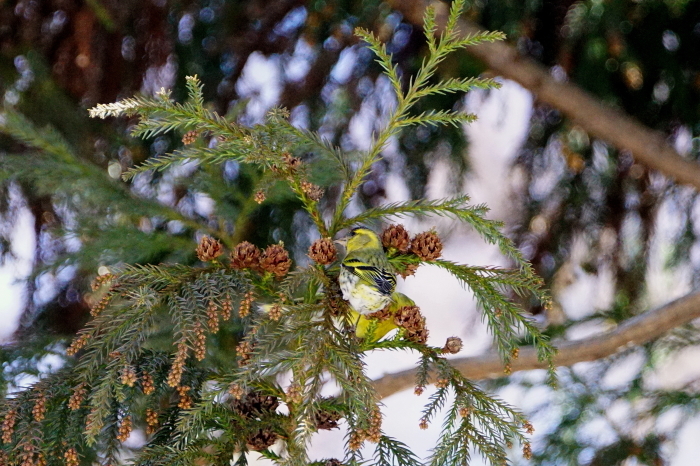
left=342, top=258, right=396, bottom=295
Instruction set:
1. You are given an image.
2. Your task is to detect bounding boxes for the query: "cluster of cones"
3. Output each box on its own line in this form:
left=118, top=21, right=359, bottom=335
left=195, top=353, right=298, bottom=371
left=196, top=236, right=292, bottom=278
left=230, top=390, right=343, bottom=451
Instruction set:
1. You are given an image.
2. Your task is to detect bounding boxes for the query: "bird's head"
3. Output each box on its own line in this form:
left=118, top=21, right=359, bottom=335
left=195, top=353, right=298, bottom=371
left=336, top=227, right=382, bottom=252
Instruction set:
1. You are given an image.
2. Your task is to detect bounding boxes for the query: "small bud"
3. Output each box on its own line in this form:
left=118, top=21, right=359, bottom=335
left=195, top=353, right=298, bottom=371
left=236, top=340, right=253, bottom=365
left=66, top=333, right=90, bottom=356
left=32, top=394, right=47, bottom=422
left=239, top=291, right=254, bottom=318
left=282, top=152, right=302, bottom=171
left=228, top=383, right=245, bottom=400
left=435, top=378, right=449, bottom=389
left=419, top=419, right=429, bottom=430
left=182, top=130, right=199, bottom=145
left=116, top=415, right=132, bottom=442
left=254, top=191, right=266, bottom=204
left=268, top=303, right=282, bottom=321
left=120, top=365, right=137, bottom=387
left=286, top=383, right=303, bottom=404
left=301, top=181, right=324, bottom=201
left=145, top=409, right=159, bottom=435
left=141, top=371, right=156, bottom=395
left=2, top=408, right=17, bottom=444
left=442, top=336, right=463, bottom=354
left=308, top=238, right=337, bottom=265
left=524, top=420, right=535, bottom=434
left=177, top=385, right=192, bottom=409
left=410, top=230, right=443, bottom=261
left=68, top=383, right=88, bottom=410
left=196, top=236, right=223, bottom=262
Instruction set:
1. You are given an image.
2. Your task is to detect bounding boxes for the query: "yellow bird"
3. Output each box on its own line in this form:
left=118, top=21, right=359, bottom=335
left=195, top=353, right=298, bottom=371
left=336, top=228, right=397, bottom=315
left=351, top=292, right=415, bottom=342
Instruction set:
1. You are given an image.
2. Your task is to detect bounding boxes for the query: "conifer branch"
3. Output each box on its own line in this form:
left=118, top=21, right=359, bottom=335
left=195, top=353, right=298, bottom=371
left=0, top=3, right=556, bottom=465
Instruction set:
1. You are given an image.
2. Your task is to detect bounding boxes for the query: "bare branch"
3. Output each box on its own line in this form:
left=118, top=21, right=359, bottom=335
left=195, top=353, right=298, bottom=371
left=372, top=292, right=700, bottom=398
left=389, top=0, right=700, bottom=191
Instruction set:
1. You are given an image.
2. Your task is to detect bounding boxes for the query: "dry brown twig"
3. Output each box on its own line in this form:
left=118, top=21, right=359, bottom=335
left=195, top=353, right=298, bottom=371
left=373, top=292, right=700, bottom=398
left=389, top=0, right=700, bottom=191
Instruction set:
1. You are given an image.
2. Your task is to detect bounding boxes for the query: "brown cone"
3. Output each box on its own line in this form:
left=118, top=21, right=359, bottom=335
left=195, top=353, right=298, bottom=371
left=381, top=224, right=411, bottom=253
left=394, top=305, right=429, bottom=344
left=314, top=410, right=342, bottom=430
left=196, top=236, right=223, bottom=262
left=398, top=263, right=419, bottom=278
left=410, top=231, right=443, bottom=261
left=232, top=391, right=279, bottom=417
left=247, top=429, right=278, bottom=451
left=230, top=242, right=261, bottom=270
left=260, top=243, right=292, bottom=277
left=442, top=336, right=463, bottom=354
left=308, top=238, right=337, bottom=265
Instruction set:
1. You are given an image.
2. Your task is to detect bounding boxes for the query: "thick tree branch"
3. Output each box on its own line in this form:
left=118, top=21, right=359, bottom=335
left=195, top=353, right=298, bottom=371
left=372, top=292, right=700, bottom=398
left=389, top=0, right=700, bottom=191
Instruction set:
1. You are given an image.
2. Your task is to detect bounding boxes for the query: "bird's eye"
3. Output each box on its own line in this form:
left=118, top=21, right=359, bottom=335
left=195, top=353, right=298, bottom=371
left=350, top=227, right=361, bottom=236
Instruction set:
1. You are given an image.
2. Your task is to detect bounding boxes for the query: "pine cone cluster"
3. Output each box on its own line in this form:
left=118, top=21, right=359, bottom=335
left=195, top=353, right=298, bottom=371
left=196, top=236, right=223, bottom=262
left=380, top=225, right=443, bottom=278
left=308, top=238, right=337, bottom=265
left=230, top=241, right=261, bottom=270
left=394, top=305, right=429, bottom=344
left=260, top=243, right=292, bottom=277
left=229, top=241, right=292, bottom=278
left=246, top=428, right=278, bottom=451
left=232, top=391, right=280, bottom=418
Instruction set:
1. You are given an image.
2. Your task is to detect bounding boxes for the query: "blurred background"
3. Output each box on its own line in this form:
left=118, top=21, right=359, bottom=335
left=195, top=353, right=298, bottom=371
left=1, top=0, right=700, bottom=464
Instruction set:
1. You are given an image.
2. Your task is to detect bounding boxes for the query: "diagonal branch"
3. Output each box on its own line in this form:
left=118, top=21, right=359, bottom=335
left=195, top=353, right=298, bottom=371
left=389, top=0, right=700, bottom=191
left=372, top=292, right=700, bottom=398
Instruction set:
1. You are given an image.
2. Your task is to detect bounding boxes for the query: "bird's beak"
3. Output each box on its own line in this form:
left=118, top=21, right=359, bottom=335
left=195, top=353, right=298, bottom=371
left=334, top=237, right=349, bottom=255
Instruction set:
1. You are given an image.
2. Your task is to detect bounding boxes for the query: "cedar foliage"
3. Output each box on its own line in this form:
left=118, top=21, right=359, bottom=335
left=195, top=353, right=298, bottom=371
left=0, top=2, right=555, bottom=465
